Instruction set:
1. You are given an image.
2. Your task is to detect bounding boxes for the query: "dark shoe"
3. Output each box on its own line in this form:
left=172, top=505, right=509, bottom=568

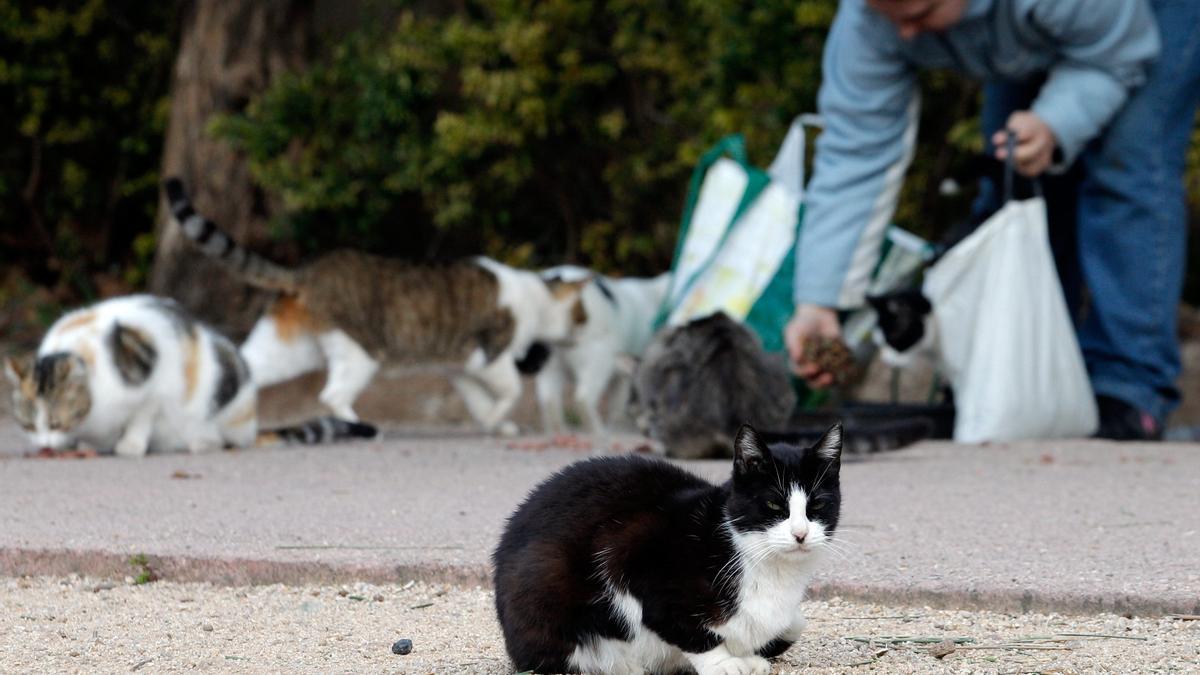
left=1094, top=395, right=1163, bottom=441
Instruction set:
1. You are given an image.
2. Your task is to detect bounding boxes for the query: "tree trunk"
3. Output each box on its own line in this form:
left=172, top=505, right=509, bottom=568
left=150, top=0, right=312, bottom=338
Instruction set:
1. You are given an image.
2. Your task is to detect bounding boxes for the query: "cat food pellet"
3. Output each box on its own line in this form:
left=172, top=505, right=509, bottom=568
left=391, top=639, right=413, bottom=655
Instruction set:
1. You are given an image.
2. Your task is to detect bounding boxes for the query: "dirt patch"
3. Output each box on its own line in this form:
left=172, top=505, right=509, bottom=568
left=2, top=576, right=1197, bottom=673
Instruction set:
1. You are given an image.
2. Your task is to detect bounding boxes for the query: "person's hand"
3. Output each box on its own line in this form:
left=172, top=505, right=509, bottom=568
left=992, top=111, right=1057, bottom=177
left=784, top=304, right=841, bottom=389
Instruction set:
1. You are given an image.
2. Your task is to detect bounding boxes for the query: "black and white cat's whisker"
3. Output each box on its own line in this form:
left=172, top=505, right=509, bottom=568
left=810, top=457, right=836, bottom=494
left=740, top=543, right=780, bottom=575
left=820, top=532, right=863, bottom=552
left=814, top=540, right=854, bottom=562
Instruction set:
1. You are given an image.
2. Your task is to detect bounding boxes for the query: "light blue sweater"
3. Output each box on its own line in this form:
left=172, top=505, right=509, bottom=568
left=796, top=0, right=1160, bottom=309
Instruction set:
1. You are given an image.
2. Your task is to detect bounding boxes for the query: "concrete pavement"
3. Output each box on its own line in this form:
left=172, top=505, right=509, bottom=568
left=1, top=420, right=1197, bottom=616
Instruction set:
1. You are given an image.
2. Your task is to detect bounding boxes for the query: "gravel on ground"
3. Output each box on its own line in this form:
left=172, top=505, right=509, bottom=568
left=1, top=576, right=1197, bottom=674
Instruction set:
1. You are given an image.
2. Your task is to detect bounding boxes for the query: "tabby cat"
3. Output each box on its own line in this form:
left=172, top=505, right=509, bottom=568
left=164, top=179, right=588, bottom=434
left=493, top=422, right=842, bottom=674
left=5, top=295, right=374, bottom=456
left=633, top=312, right=796, bottom=458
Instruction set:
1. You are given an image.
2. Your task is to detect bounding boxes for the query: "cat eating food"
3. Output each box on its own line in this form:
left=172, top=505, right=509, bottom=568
left=493, top=422, right=842, bottom=674
left=633, top=312, right=797, bottom=459
left=5, top=295, right=375, bottom=456
left=164, top=178, right=588, bottom=435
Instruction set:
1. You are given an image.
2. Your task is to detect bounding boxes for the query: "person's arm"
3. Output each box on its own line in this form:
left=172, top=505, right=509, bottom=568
left=787, top=0, right=917, bottom=382
left=794, top=1, right=918, bottom=311
left=1022, top=0, right=1160, bottom=171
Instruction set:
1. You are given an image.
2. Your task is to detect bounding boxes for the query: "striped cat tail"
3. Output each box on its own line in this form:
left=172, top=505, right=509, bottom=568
left=163, top=178, right=298, bottom=292
left=256, top=416, right=378, bottom=446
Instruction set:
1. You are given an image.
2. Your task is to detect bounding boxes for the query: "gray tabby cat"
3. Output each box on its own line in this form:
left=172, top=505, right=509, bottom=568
left=634, top=312, right=796, bottom=459
left=5, top=295, right=373, bottom=456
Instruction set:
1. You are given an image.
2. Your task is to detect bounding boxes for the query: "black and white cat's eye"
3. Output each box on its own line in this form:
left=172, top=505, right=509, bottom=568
left=765, top=500, right=784, bottom=511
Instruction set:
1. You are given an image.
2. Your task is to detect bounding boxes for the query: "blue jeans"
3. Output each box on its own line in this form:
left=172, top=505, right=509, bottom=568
left=975, top=0, right=1200, bottom=422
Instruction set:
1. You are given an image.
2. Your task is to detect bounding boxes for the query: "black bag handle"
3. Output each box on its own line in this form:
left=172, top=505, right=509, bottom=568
left=1003, top=129, right=1044, bottom=202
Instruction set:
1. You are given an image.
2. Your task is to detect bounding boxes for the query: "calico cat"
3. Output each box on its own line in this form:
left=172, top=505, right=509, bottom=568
left=4, top=295, right=375, bottom=456
left=493, top=423, right=842, bottom=674
left=865, top=289, right=936, bottom=368
left=634, top=312, right=796, bottom=459
left=164, top=178, right=588, bottom=434
left=530, top=265, right=671, bottom=433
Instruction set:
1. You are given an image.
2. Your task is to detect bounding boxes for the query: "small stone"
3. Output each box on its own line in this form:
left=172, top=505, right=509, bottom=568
left=928, top=639, right=957, bottom=659
left=69, top=650, right=80, bottom=657
left=391, top=639, right=413, bottom=655
left=373, top=594, right=385, bottom=602
left=201, top=623, right=214, bottom=632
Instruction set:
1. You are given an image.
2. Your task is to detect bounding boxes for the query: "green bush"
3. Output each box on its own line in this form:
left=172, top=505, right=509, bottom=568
left=218, top=0, right=879, bottom=273
left=0, top=0, right=177, bottom=296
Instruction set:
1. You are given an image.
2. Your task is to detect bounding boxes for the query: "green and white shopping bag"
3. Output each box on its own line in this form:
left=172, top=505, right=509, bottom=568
left=660, top=115, right=821, bottom=354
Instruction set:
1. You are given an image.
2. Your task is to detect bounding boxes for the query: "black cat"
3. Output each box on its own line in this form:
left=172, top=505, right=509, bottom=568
left=866, top=288, right=932, bottom=354
left=492, top=423, right=842, bottom=674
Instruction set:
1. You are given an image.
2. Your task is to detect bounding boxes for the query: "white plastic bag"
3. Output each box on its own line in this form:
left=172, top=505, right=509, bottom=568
left=923, top=196, right=1098, bottom=443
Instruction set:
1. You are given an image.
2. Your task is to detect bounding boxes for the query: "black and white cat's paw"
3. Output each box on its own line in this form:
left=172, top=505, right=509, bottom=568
left=688, top=646, right=771, bottom=675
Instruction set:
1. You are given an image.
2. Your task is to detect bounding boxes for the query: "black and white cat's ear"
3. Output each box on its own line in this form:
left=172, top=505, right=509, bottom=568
left=733, top=424, right=772, bottom=475
left=814, top=422, right=843, bottom=462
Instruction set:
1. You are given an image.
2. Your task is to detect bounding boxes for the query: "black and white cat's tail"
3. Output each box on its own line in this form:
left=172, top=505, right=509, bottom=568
left=257, top=416, right=378, bottom=446
left=163, top=178, right=298, bottom=292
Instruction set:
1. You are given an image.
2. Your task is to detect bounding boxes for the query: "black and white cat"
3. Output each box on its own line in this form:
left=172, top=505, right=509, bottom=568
left=866, top=289, right=936, bottom=369
left=492, top=423, right=842, bottom=674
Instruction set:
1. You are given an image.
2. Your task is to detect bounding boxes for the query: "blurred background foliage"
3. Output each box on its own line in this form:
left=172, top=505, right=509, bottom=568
left=0, top=0, right=176, bottom=341
left=2, top=0, right=1199, bottom=339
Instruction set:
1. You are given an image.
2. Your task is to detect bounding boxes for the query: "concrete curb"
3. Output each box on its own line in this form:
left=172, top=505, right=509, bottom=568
left=5, top=546, right=1195, bottom=618
left=0, top=547, right=492, bottom=589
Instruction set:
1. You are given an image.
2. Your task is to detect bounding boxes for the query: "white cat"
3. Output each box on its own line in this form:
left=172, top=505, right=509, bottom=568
left=530, top=266, right=671, bottom=433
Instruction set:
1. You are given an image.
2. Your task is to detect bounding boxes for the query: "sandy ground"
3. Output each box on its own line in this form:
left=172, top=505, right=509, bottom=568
left=1, top=576, right=1197, bottom=674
